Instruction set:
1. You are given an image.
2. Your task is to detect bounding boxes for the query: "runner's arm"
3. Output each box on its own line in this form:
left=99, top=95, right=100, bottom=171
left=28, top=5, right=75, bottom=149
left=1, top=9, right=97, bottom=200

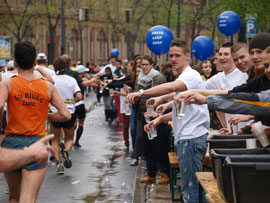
left=35, top=66, right=55, bottom=84
left=74, top=91, right=82, bottom=103
left=47, top=83, right=71, bottom=122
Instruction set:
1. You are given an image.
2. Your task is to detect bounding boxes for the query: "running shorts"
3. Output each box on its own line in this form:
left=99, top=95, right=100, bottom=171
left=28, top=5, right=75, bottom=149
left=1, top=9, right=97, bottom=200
left=50, top=113, right=76, bottom=129
left=1, top=134, right=47, bottom=171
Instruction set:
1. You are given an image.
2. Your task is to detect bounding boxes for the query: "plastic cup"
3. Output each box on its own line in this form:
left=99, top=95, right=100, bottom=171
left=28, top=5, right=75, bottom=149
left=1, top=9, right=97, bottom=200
left=147, top=126, right=157, bottom=140
left=99, top=86, right=104, bottom=93
left=252, top=121, right=270, bottom=147
left=145, top=116, right=150, bottom=124
left=230, top=124, right=238, bottom=135
left=246, top=139, right=257, bottom=149
left=176, top=98, right=187, bottom=119
left=147, top=105, right=154, bottom=117
left=125, top=103, right=132, bottom=115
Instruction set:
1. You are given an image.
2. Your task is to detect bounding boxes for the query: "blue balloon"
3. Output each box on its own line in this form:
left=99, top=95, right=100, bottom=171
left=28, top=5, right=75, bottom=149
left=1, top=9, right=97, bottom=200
left=110, top=48, right=119, bottom=57
left=217, top=11, right=241, bottom=36
left=146, top=25, right=174, bottom=55
left=192, top=36, right=214, bottom=61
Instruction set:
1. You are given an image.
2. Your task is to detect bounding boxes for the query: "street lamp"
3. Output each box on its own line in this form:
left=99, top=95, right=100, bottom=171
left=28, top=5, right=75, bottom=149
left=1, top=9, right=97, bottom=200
left=60, top=0, right=65, bottom=55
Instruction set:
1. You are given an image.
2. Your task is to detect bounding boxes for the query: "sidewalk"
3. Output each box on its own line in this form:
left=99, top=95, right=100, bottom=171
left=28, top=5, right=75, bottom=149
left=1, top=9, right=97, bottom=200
left=133, top=159, right=179, bottom=203
left=132, top=130, right=218, bottom=203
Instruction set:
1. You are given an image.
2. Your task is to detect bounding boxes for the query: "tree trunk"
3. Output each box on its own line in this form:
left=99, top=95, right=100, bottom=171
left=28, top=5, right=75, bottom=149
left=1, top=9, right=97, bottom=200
left=48, top=27, right=55, bottom=64
left=125, top=33, right=135, bottom=60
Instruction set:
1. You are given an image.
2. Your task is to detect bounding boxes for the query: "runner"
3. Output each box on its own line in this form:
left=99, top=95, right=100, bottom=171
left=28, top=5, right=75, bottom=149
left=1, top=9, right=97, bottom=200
left=49, top=58, right=82, bottom=175
left=74, top=65, right=89, bottom=148
left=0, top=42, right=70, bottom=203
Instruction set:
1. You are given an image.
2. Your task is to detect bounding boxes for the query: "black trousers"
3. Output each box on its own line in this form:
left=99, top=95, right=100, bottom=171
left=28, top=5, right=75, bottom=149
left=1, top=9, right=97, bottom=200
left=136, top=112, right=170, bottom=177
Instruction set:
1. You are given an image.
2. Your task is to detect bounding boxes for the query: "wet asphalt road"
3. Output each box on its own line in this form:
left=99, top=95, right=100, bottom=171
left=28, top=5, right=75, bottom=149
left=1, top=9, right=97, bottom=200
left=0, top=102, right=136, bottom=203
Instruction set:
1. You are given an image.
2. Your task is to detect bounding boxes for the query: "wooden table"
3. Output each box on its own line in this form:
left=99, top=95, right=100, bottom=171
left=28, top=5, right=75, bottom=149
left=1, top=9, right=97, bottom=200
left=196, top=172, right=228, bottom=203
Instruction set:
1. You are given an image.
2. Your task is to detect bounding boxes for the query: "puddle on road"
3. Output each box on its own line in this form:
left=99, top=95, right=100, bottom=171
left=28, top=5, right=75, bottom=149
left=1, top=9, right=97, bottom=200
left=83, top=108, right=133, bottom=202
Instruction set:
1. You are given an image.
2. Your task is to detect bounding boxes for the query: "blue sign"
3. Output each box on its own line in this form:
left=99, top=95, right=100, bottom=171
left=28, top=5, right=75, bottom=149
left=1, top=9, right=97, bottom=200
left=246, top=19, right=257, bottom=38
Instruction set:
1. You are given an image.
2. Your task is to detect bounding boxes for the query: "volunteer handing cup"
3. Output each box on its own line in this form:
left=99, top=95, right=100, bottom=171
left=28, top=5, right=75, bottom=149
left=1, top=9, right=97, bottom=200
left=147, top=125, right=157, bottom=140
left=176, top=98, right=187, bottom=119
left=252, top=121, right=270, bottom=147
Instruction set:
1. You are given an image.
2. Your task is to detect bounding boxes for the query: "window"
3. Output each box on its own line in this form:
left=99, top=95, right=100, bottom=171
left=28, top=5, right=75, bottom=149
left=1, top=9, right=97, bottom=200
left=71, top=29, right=78, bottom=59
left=24, top=26, right=32, bottom=42
left=98, top=31, right=105, bottom=59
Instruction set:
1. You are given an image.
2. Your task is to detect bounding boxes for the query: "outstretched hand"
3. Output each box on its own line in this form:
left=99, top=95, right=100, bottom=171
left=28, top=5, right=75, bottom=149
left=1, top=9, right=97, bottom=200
left=27, top=134, right=54, bottom=165
left=173, top=91, right=207, bottom=107
left=125, top=92, right=141, bottom=104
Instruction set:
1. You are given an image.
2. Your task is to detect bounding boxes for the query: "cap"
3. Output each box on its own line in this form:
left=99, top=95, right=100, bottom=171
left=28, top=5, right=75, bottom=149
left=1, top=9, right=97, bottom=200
left=6, top=60, right=14, bottom=69
left=249, top=32, right=270, bottom=51
left=76, top=65, right=88, bottom=73
left=37, top=53, right=47, bottom=60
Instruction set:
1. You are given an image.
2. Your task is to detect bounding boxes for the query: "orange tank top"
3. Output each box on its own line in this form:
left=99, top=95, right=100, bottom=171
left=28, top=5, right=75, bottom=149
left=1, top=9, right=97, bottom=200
left=5, top=76, right=50, bottom=137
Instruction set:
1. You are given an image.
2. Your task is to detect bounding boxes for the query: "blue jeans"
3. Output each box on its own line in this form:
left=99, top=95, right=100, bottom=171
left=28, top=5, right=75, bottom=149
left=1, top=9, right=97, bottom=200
left=176, top=133, right=208, bottom=203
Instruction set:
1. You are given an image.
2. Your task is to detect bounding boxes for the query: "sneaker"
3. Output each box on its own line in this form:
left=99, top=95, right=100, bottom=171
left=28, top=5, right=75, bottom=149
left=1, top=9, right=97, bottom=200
left=130, top=158, right=138, bottom=166
left=61, top=149, right=72, bottom=168
left=56, top=163, right=64, bottom=175
left=74, top=142, right=81, bottom=149
left=158, top=173, right=170, bottom=184
left=140, top=173, right=156, bottom=183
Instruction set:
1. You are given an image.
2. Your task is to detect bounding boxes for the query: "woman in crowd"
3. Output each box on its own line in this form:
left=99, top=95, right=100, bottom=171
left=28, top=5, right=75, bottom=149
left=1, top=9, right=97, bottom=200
left=201, top=57, right=218, bottom=80
left=100, top=67, right=115, bottom=123
left=131, top=55, right=170, bottom=184
left=106, top=61, right=136, bottom=151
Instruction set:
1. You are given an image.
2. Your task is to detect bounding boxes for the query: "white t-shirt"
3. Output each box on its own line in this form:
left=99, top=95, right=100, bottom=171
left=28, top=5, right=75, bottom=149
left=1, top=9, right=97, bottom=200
left=205, top=68, right=248, bottom=90
left=34, top=65, right=56, bottom=78
left=2, top=71, right=18, bottom=112
left=50, top=75, right=81, bottom=114
left=100, top=64, right=116, bottom=75
left=205, top=68, right=251, bottom=129
left=2, top=71, right=17, bottom=80
left=172, top=66, right=210, bottom=143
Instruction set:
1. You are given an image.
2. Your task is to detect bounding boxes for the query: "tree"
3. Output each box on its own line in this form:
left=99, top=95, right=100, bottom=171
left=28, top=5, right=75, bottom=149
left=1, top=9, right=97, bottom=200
left=221, top=0, right=270, bottom=41
left=102, top=0, right=152, bottom=60
left=43, top=0, right=61, bottom=64
left=0, top=0, right=34, bottom=42
left=161, top=0, right=175, bottom=28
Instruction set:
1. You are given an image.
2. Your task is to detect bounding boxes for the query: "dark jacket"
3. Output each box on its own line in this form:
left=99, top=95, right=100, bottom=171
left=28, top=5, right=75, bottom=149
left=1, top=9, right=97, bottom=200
left=229, top=75, right=270, bottom=126
left=134, top=73, right=166, bottom=113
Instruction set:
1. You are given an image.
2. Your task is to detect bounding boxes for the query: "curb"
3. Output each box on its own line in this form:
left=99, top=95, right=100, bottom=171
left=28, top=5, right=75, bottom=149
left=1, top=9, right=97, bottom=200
left=132, top=160, right=146, bottom=203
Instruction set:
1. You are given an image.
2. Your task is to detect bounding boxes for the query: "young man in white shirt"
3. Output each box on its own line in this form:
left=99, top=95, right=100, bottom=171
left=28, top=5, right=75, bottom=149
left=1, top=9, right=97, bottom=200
left=204, top=42, right=250, bottom=133
left=126, top=39, right=209, bottom=203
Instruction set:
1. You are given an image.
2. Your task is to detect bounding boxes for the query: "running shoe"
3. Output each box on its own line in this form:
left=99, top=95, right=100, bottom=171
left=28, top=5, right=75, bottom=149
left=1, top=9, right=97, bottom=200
left=61, top=149, right=72, bottom=168
left=130, top=158, right=138, bottom=166
left=73, top=142, right=81, bottom=149
left=56, top=163, right=64, bottom=175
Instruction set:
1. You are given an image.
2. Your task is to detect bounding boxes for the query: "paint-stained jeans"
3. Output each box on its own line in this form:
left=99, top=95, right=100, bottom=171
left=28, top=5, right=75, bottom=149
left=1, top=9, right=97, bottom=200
left=176, top=133, right=208, bottom=203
